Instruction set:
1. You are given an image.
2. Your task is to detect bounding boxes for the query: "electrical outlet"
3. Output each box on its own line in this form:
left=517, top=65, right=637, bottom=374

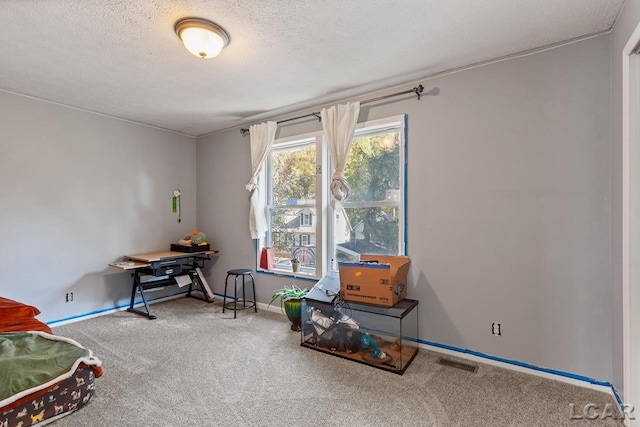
left=492, top=322, right=501, bottom=336
left=65, top=292, right=74, bottom=302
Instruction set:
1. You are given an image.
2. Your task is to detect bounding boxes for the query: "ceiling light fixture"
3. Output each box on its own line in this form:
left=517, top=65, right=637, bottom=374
left=174, top=18, right=230, bottom=59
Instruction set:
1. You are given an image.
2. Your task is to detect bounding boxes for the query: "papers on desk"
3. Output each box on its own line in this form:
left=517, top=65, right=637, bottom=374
left=175, top=275, right=192, bottom=288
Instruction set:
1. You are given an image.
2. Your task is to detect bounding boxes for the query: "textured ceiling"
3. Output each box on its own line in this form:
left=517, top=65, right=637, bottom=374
left=0, top=0, right=625, bottom=137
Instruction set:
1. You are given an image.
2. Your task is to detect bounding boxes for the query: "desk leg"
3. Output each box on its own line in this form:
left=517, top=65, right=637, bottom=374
left=187, top=270, right=214, bottom=303
left=126, top=272, right=157, bottom=320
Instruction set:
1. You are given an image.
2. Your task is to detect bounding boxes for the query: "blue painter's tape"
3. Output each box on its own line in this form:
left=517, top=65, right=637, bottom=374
left=403, top=114, right=408, bottom=256
left=612, top=387, right=623, bottom=406
left=416, top=337, right=622, bottom=410
left=47, top=289, right=230, bottom=326
left=254, top=268, right=319, bottom=283
left=418, top=338, right=610, bottom=385
left=47, top=290, right=190, bottom=325
left=339, top=262, right=390, bottom=270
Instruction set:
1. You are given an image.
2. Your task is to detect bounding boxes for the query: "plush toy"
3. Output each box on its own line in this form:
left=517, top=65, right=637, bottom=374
left=178, top=230, right=207, bottom=246
left=358, top=332, right=385, bottom=359
left=191, top=230, right=207, bottom=245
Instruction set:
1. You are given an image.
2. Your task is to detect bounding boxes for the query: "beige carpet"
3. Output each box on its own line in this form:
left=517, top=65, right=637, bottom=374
left=51, top=297, right=624, bottom=427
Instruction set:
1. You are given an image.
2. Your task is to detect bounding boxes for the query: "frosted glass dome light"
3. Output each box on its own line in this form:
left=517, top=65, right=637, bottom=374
left=175, top=18, right=230, bottom=59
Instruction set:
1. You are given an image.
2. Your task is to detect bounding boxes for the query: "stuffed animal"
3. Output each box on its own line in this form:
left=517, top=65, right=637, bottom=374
left=191, top=230, right=207, bottom=245
left=178, top=230, right=207, bottom=246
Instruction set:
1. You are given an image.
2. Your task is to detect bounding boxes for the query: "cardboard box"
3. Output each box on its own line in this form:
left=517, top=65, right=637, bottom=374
left=339, top=255, right=411, bottom=307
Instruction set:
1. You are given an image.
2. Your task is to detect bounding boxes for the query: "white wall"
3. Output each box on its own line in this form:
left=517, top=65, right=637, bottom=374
left=0, top=90, right=197, bottom=322
left=197, top=34, right=613, bottom=381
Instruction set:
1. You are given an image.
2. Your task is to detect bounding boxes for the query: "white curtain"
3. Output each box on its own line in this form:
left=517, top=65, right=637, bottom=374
left=245, top=121, right=277, bottom=239
left=321, top=101, right=361, bottom=210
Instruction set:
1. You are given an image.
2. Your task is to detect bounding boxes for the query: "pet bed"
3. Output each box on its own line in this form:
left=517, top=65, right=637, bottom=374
left=0, top=297, right=103, bottom=426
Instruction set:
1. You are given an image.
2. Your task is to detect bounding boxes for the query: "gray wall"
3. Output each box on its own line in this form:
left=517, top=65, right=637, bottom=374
left=0, top=28, right=617, bottom=384
left=610, top=0, right=640, bottom=400
left=0, top=90, right=197, bottom=322
left=197, top=34, right=613, bottom=381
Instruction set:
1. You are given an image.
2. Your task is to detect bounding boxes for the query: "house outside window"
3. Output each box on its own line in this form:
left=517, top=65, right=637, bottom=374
left=259, top=115, right=406, bottom=277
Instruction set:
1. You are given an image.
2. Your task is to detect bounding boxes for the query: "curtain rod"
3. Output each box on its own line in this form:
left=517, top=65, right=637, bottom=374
left=239, top=84, right=424, bottom=135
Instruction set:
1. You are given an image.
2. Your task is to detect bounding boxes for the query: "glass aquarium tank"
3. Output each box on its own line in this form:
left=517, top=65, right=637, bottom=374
left=300, top=298, right=418, bottom=374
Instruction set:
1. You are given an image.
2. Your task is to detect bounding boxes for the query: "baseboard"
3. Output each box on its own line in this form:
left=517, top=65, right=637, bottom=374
left=48, top=291, right=191, bottom=327
left=48, top=291, right=280, bottom=327
left=416, top=340, right=621, bottom=409
left=256, top=301, right=285, bottom=314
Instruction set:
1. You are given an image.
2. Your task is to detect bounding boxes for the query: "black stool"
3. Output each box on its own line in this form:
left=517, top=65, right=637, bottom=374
left=223, top=269, right=257, bottom=318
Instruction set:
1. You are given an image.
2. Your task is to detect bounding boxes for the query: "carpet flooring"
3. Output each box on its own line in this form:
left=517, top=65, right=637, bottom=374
left=50, top=297, right=624, bottom=426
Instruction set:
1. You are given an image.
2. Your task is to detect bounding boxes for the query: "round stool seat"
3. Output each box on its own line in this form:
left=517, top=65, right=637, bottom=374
left=227, top=268, right=252, bottom=275
left=223, top=268, right=257, bottom=319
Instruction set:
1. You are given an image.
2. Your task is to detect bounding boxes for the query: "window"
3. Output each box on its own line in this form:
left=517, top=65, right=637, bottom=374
left=259, top=115, right=406, bottom=277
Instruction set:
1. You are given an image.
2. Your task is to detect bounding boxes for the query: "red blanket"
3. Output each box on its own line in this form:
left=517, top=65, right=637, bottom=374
left=0, top=297, right=52, bottom=334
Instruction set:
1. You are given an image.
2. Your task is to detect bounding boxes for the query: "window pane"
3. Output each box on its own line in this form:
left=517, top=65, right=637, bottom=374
left=269, top=207, right=316, bottom=271
left=344, top=131, right=400, bottom=203
left=272, top=141, right=316, bottom=206
left=335, top=206, right=399, bottom=262
left=335, top=125, right=403, bottom=260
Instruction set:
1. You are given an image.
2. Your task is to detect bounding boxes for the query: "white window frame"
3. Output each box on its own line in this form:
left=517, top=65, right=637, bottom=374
left=257, top=114, right=407, bottom=279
